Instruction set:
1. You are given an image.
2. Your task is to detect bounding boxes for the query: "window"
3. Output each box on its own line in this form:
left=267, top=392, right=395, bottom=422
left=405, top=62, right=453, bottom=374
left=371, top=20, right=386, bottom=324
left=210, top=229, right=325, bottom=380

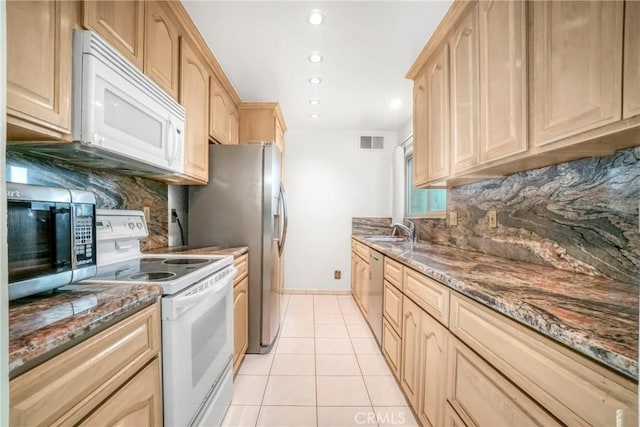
left=405, top=154, right=446, bottom=218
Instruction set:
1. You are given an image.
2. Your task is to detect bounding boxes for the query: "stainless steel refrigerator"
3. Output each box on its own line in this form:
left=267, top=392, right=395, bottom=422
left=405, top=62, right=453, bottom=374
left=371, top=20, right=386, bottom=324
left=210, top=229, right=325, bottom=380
left=188, top=142, right=287, bottom=354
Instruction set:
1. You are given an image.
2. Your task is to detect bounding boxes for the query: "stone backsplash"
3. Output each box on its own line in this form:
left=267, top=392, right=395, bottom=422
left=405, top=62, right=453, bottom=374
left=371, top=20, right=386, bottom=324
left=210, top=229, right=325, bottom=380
left=6, top=151, right=169, bottom=251
left=412, top=147, right=640, bottom=285
left=352, top=217, right=393, bottom=236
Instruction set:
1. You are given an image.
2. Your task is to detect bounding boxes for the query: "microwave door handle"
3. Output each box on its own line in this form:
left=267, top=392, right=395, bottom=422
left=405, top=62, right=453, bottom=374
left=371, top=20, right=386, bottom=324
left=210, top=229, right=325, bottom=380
left=166, top=120, right=175, bottom=167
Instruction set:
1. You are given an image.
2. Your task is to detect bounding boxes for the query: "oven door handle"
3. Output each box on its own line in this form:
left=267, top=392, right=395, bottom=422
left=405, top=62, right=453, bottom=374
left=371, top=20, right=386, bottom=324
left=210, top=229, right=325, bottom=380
left=165, top=267, right=237, bottom=320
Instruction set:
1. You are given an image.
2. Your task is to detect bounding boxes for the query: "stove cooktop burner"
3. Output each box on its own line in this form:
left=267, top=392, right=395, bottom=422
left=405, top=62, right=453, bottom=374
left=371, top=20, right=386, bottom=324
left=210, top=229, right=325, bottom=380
left=129, top=271, right=177, bottom=281
left=140, top=257, right=167, bottom=263
left=163, top=258, right=210, bottom=265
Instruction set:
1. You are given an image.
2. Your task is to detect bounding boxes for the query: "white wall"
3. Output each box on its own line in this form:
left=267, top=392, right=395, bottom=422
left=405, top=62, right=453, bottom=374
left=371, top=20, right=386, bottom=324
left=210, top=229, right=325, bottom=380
left=284, top=129, right=396, bottom=290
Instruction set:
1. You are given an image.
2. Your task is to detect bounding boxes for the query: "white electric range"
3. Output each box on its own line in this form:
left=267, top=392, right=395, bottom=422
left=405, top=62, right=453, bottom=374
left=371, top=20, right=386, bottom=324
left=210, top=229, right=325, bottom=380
left=84, top=209, right=236, bottom=427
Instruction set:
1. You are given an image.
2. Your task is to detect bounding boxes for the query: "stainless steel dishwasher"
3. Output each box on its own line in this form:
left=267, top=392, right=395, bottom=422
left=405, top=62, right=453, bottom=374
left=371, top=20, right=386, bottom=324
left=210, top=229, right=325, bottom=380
left=368, top=249, right=384, bottom=345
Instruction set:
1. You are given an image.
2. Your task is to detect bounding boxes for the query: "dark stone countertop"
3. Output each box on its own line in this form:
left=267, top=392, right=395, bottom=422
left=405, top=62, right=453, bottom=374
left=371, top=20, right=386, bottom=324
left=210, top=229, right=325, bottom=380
left=353, top=236, right=639, bottom=380
left=8, top=283, right=162, bottom=377
left=143, top=245, right=249, bottom=259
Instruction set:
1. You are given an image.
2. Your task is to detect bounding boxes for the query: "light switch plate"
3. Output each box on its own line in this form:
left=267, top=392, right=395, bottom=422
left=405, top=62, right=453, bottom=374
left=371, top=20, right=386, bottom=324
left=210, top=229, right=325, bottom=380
left=488, top=209, right=497, bottom=228
left=449, top=211, right=458, bottom=227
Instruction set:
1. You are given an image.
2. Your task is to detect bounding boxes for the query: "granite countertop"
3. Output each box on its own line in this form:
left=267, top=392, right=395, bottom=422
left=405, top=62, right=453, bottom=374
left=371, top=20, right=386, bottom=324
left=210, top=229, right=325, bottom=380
left=144, top=245, right=249, bottom=258
left=354, top=235, right=639, bottom=380
left=8, top=283, right=162, bottom=377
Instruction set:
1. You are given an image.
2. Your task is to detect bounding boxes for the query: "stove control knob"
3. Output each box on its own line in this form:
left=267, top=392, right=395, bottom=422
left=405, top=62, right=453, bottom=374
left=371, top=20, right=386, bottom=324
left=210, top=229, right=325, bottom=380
left=128, top=222, right=135, bottom=229
left=136, top=223, right=143, bottom=229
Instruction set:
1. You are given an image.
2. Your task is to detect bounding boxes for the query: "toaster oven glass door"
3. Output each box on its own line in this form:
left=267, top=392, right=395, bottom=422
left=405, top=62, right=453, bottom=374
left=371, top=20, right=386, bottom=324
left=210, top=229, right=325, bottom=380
left=7, top=201, right=72, bottom=283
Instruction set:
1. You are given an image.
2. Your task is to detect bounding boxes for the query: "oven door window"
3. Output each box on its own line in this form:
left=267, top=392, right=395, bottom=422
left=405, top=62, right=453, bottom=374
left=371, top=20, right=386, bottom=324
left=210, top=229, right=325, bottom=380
left=7, top=201, right=72, bottom=283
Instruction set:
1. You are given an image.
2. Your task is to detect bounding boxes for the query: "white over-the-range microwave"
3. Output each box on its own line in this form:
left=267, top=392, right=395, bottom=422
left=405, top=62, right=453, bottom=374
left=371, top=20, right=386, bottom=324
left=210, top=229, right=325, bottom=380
left=9, top=30, right=185, bottom=177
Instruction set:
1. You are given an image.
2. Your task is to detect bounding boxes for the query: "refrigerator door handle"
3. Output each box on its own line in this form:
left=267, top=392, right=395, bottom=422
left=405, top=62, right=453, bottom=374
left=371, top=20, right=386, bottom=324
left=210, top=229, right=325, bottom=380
left=278, top=183, right=288, bottom=255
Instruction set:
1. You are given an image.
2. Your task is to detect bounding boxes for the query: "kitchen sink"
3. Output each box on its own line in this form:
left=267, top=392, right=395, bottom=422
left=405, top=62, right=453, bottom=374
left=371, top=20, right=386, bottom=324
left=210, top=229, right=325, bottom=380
left=364, top=236, right=407, bottom=243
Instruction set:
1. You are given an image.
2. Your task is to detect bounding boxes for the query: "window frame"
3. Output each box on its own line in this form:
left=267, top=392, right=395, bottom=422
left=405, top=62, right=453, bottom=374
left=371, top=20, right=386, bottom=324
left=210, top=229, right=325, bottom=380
left=404, top=145, right=447, bottom=219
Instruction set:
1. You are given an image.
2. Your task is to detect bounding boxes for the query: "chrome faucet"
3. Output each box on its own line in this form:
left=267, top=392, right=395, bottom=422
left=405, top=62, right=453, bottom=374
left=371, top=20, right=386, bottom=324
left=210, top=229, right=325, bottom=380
left=391, top=221, right=415, bottom=242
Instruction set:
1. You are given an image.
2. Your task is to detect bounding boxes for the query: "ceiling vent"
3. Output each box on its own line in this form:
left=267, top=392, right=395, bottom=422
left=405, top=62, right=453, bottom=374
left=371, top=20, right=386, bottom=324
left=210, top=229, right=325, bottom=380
left=360, top=136, right=384, bottom=150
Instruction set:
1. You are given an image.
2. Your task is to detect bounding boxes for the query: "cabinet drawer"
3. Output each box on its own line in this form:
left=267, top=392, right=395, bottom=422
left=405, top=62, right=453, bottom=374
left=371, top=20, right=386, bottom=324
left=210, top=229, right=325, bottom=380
left=79, top=358, right=162, bottom=426
left=383, top=257, right=403, bottom=289
left=403, top=267, right=450, bottom=326
left=383, top=280, right=403, bottom=336
left=10, top=303, right=161, bottom=426
left=353, top=240, right=371, bottom=261
left=450, top=294, right=638, bottom=426
left=234, top=253, right=249, bottom=284
left=447, top=337, right=561, bottom=427
left=382, top=318, right=402, bottom=379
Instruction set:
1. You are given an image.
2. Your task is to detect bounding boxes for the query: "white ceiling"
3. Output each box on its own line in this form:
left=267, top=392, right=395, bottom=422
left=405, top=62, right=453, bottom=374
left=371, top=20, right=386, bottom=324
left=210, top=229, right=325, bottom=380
left=183, top=1, right=452, bottom=132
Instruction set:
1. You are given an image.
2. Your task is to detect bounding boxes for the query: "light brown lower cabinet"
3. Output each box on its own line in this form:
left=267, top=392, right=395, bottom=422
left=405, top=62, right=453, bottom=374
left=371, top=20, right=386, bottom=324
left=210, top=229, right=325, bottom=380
left=10, top=302, right=162, bottom=426
left=447, top=336, right=561, bottom=427
left=78, top=358, right=163, bottom=426
left=233, top=254, right=249, bottom=374
left=383, top=280, right=403, bottom=334
left=376, top=252, right=639, bottom=427
left=381, top=318, right=402, bottom=379
left=233, top=276, right=249, bottom=374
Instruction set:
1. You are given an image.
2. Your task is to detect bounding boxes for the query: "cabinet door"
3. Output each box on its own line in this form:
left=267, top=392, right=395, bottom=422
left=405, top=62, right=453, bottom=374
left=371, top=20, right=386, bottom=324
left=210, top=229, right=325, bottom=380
left=7, top=0, right=73, bottom=140
left=84, top=0, right=145, bottom=69
left=447, top=338, right=561, bottom=427
left=233, top=277, right=249, bottom=374
left=275, top=118, right=285, bottom=153
left=144, top=1, right=180, bottom=100
left=417, top=311, right=448, bottom=427
left=531, top=1, right=623, bottom=146
left=360, top=261, right=370, bottom=316
left=229, top=109, right=239, bottom=145
left=426, top=44, right=450, bottom=183
left=413, top=69, right=429, bottom=187
left=382, top=318, right=402, bottom=380
left=351, top=252, right=357, bottom=297
left=79, top=358, right=163, bottom=427
left=180, top=38, right=210, bottom=184
left=479, top=0, right=527, bottom=162
left=209, top=76, right=230, bottom=144
left=444, top=403, right=468, bottom=427
left=450, top=5, right=480, bottom=174
left=383, top=280, right=403, bottom=335
left=400, top=296, right=421, bottom=408
left=623, top=0, right=640, bottom=119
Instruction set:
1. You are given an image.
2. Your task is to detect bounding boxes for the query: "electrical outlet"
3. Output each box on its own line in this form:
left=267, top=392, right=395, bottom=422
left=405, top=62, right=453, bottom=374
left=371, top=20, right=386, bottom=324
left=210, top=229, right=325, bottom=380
left=334, top=270, right=341, bottom=279
left=171, top=208, right=177, bottom=223
left=449, top=211, right=458, bottom=227
left=143, top=207, right=151, bottom=223
left=488, top=209, right=498, bottom=228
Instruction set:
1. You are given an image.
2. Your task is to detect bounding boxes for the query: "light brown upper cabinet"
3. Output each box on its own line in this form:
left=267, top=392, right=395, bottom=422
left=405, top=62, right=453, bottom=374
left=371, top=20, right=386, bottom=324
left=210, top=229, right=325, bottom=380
left=413, top=68, right=429, bottom=188
left=623, top=0, right=640, bottom=119
left=144, top=1, right=180, bottom=100
left=209, top=76, right=230, bottom=144
left=84, top=1, right=145, bottom=69
left=229, top=110, right=239, bottom=145
left=180, top=38, right=210, bottom=184
left=426, top=44, right=450, bottom=183
left=530, top=1, right=624, bottom=147
left=239, top=103, right=287, bottom=146
left=7, top=0, right=74, bottom=141
left=478, top=0, right=527, bottom=163
left=449, top=4, right=480, bottom=174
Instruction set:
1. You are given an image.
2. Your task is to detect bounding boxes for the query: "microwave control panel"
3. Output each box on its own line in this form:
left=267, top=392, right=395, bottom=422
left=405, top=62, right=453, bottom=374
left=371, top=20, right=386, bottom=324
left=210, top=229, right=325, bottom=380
left=74, top=204, right=95, bottom=265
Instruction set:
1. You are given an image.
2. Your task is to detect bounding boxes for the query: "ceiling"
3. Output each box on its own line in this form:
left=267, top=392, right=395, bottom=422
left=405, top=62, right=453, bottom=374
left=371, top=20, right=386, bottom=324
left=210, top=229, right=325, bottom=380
left=182, top=1, right=452, bottom=132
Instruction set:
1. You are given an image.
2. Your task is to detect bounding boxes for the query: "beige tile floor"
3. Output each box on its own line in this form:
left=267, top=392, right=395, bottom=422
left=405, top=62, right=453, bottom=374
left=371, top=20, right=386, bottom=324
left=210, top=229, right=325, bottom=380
left=222, top=294, right=418, bottom=427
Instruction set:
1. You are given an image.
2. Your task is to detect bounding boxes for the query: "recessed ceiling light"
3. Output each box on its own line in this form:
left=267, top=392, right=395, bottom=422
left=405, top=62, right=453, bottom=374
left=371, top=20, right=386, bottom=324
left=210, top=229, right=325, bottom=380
left=308, top=52, right=323, bottom=63
left=390, top=99, right=402, bottom=109
left=310, top=114, right=320, bottom=119
left=307, top=10, right=325, bottom=26
left=308, top=76, right=322, bottom=85
left=309, top=99, right=320, bottom=105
